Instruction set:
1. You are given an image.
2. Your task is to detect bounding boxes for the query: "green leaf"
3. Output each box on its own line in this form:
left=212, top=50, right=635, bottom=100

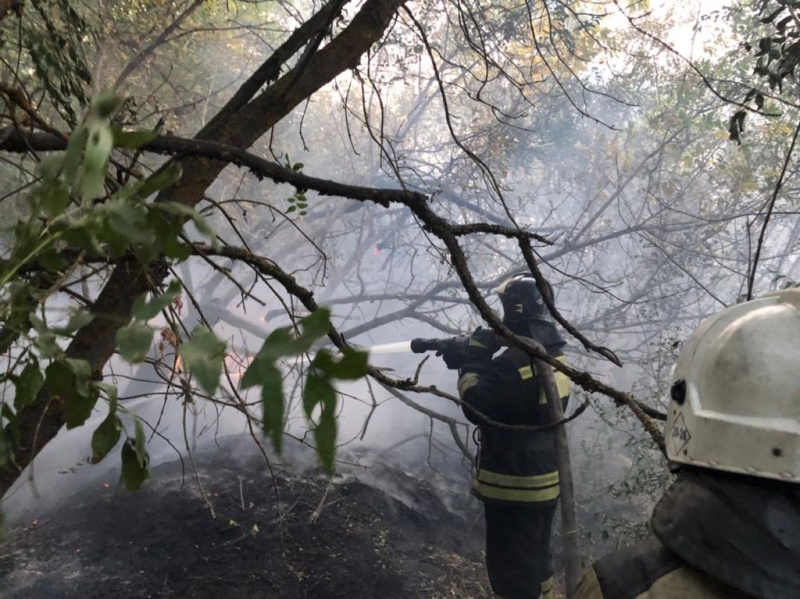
left=300, top=308, right=331, bottom=341
left=120, top=438, right=149, bottom=491
left=104, top=199, right=155, bottom=246
left=37, top=179, right=70, bottom=219
left=28, top=313, right=47, bottom=335
left=144, top=208, right=188, bottom=260
left=248, top=328, right=288, bottom=363
left=155, top=201, right=215, bottom=240
left=79, top=120, right=113, bottom=202
left=29, top=324, right=64, bottom=359
left=52, top=311, right=94, bottom=336
left=163, top=237, right=191, bottom=260
left=14, top=361, right=44, bottom=410
left=44, top=358, right=98, bottom=429
left=246, top=310, right=329, bottom=363
left=38, top=152, right=66, bottom=181
left=117, top=323, right=154, bottom=363
left=326, top=347, right=369, bottom=380
left=132, top=280, right=181, bottom=321
left=133, top=417, right=148, bottom=466
left=127, top=163, right=183, bottom=203
left=178, top=327, right=226, bottom=395
left=91, top=413, right=122, bottom=464
left=302, top=361, right=329, bottom=417
left=240, top=356, right=286, bottom=452
left=60, top=220, right=105, bottom=255
left=0, top=282, right=36, bottom=346
left=259, top=365, right=285, bottom=453
left=94, top=381, right=119, bottom=408
left=91, top=91, right=123, bottom=119
left=112, top=128, right=158, bottom=149
left=62, top=126, right=88, bottom=186
left=37, top=246, right=69, bottom=272
left=303, top=370, right=337, bottom=474
left=252, top=327, right=308, bottom=362
left=238, top=308, right=341, bottom=461
left=64, top=358, right=93, bottom=397
left=10, top=218, right=46, bottom=269
left=239, top=355, right=267, bottom=389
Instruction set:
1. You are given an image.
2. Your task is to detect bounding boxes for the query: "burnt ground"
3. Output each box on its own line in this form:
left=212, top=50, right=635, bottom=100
left=0, top=437, right=494, bottom=598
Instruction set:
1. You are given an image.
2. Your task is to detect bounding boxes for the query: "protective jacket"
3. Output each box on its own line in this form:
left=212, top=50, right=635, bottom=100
left=457, top=332, right=570, bottom=506
left=574, top=468, right=800, bottom=599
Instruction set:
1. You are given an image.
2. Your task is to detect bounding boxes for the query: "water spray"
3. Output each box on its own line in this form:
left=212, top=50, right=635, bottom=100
left=357, top=341, right=412, bottom=355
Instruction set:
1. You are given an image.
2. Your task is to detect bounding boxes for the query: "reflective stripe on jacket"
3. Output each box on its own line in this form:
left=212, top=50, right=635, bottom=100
left=458, top=346, right=570, bottom=505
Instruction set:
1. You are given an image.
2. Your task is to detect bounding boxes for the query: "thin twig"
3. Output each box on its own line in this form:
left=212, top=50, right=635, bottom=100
left=747, top=119, right=800, bottom=299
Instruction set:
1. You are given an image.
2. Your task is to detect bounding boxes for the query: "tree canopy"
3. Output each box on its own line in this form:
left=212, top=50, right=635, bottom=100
left=0, top=0, right=797, bottom=527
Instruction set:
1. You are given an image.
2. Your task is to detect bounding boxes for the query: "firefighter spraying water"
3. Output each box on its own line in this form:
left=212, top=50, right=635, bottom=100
left=362, top=334, right=495, bottom=362
left=377, top=274, right=574, bottom=599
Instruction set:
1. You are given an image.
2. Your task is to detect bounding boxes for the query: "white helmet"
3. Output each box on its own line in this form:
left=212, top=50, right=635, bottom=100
left=665, top=288, right=800, bottom=483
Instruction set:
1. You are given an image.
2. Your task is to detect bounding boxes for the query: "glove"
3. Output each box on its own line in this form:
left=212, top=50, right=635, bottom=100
left=437, top=347, right=467, bottom=370
left=436, top=328, right=499, bottom=371
left=465, top=327, right=500, bottom=362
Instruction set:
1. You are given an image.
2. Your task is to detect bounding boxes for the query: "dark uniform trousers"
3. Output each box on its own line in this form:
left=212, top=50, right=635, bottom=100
left=459, top=346, right=570, bottom=599
left=485, top=501, right=557, bottom=599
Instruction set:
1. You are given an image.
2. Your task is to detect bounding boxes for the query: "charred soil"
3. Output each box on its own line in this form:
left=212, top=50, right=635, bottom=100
left=0, top=439, right=491, bottom=598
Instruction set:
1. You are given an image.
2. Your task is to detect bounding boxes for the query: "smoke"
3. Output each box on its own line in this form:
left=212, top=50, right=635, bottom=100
left=6, top=1, right=800, bottom=557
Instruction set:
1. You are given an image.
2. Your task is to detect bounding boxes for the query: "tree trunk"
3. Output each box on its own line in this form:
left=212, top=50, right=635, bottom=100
left=0, top=0, right=409, bottom=497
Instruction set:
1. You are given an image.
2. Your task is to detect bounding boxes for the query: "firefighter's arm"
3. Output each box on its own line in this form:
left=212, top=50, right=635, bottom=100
left=437, top=327, right=499, bottom=370
left=457, top=357, right=520, bottom=424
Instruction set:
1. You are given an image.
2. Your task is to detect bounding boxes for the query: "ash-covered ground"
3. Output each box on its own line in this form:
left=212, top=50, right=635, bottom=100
left=0, top=436, right=492, bottom=598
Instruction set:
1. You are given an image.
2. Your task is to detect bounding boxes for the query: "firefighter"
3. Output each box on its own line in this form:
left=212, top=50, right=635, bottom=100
left=442, top=274, right=571, bottom=599
left=575, top=288, right=800, bottom=599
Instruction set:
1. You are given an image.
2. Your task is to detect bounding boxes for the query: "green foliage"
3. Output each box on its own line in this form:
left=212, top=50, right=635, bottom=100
left=44, top=357, right=98, bottom=429
left=241, top=308, right=369, bottom=472
left=117, top=323, right=156, bottom=363
left=12, top=361, right=44, bottom=411
left=22, top=0, right=92, bottom=126
left=285, top=190, right=309, bottom=216
left=90, top=384, right=122, bottom=464
left=132, top=280, right=182, bottom=320
left=302, top=347, right=369, bottom=472
left=282, top=154, right=308, bottom=216
left=119, top=418, right=149, bottom=491
left=117, top=281, right=184, bottom=363
left=7, top=83, right=377, bottom=499
left=91, top=412, right=123, bottom=464
left=729, top=1, right=800, bottom=143
left=178, top=327, right=227, bottom=395
left=0, top=88, right=370, bottom=489
left=0, top=90, right=216, bottom=492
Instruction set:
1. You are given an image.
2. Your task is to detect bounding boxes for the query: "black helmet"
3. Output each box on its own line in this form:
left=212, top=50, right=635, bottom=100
left=493, top=274, right=550, bottom=322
